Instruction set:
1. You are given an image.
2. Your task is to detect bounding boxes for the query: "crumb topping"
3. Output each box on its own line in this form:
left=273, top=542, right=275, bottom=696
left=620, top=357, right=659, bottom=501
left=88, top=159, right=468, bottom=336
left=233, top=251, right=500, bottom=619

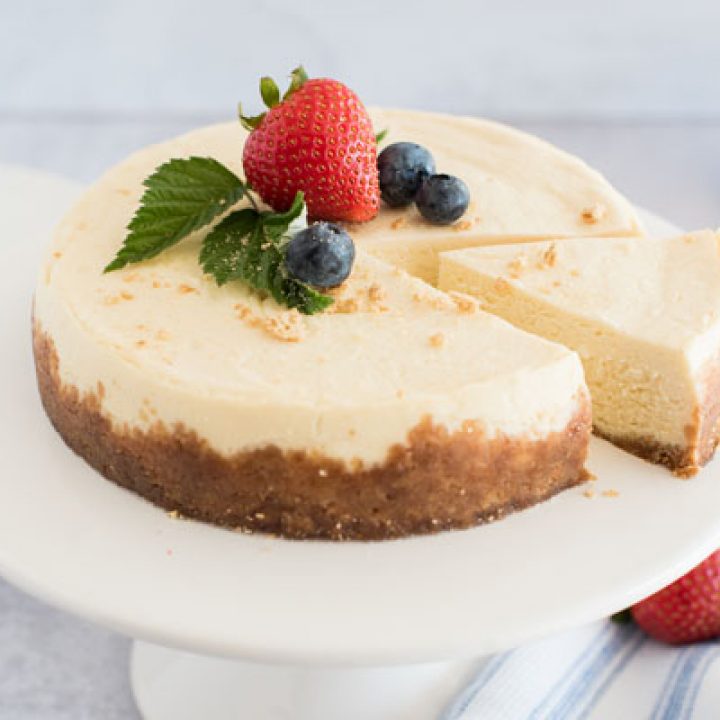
left=429, top=332, right=445, bottom=348
left=453, top=220, right=473, bottom=232
left=507, top=255, right=527, bottom=278
left=234, top=303, right=306, bottom=342
left=391, top=217, right=407, bottom=230
left=448, top=291, right=478, bottom=314
left=537, top=243, right=558, bottom=269
left=581, top=202, right=606, bottom=224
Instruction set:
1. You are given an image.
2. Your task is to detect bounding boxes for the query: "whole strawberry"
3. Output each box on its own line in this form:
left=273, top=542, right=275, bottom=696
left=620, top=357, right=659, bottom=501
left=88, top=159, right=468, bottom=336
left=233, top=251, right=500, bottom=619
left=631, top=549, right=720, bottom=644
left=240, top=67, right=380, bottom=223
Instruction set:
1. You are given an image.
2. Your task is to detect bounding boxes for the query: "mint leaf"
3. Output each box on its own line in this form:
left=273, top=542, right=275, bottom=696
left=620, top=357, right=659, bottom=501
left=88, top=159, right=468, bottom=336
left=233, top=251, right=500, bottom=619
left=375, top=128, right=388, bottom=144
left=199, top=192, right=333, bottom=315
left=104, top=157, right=245, bottom=272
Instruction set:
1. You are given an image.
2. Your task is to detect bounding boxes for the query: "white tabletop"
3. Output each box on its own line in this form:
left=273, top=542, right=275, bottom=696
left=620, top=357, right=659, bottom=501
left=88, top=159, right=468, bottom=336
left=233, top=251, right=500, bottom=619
left=0, top=118, right=718, bottom=719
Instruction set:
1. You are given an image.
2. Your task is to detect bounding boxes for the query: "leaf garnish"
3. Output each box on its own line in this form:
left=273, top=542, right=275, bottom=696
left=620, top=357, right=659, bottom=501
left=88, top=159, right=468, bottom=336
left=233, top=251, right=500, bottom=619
left=375, top=128, right=388, bottom=145
left=200, top=190, right=333, bottom=315
left=104, top=157, right=245, bottom=272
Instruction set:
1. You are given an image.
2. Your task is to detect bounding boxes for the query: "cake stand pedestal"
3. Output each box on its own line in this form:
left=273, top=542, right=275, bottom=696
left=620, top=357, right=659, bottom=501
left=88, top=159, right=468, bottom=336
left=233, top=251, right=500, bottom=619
left=130, top=642, right=478, bottom=720
left=4, top=168, right=720, bottom=720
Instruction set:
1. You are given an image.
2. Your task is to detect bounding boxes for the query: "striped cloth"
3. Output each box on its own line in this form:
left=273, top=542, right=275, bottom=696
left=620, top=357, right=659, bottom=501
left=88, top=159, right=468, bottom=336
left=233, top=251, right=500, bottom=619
left=441, top=621, right=720, bottom=719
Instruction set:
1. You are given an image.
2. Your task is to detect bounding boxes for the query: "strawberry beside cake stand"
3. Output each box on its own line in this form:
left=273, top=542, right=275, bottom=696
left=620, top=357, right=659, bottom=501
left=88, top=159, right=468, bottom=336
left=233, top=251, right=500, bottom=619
left=3, top=166, right=720, bottom=720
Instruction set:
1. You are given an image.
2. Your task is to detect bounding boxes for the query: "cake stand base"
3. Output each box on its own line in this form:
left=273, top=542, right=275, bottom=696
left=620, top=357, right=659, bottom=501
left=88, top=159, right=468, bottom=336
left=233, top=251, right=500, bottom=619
left=130, top=641, right=481, bottom=720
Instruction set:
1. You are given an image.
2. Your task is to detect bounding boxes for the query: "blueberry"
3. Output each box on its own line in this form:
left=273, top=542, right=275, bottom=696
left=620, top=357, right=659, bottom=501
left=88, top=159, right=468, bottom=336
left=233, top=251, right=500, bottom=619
left=285, top=222, right=355, bottom=288
left=377, top=142, right=436, bottom=208
left=415, top=174, right=470, bottom=225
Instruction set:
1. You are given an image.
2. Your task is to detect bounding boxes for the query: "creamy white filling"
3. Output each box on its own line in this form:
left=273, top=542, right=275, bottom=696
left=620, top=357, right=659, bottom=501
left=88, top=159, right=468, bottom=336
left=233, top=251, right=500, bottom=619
left=34, top=114, right=590, bottom=465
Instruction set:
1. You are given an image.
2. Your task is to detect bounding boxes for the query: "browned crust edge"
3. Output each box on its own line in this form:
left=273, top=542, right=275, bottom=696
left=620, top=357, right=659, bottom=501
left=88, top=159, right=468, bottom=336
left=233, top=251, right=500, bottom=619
left=594, top=354, right=720, bottom=478
left=32, top=322, right=591, bottom=541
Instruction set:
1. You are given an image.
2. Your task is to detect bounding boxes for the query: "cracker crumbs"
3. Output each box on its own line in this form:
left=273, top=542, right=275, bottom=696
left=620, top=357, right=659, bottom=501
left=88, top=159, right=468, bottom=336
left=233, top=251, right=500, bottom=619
left=329, top=297, right=359, bottom=314
left=428, top=332, right=445, bottom=348
left=395, top=389, right=405, bottom=399
left=449, top=291, right=478, bottom=314
left=493, top=277, right=512, bottom=296
left=368, top=283, right=385, bottom=303
left=135, top=339, right=147, bottom=348
left=116, top=188, right=131, bottom=197
left=155, top=329, right=171, bottom=341
left=507, top=255, right=527, bottom=278
left=52, top=251, right=62, bottom=259
left=453, top=220, right=473, bottom=232
left=683, top=234, right=697, bottom=244
left=537, top=243, right=557, bottom=269
left=167, top=509, right=181, bottom=519
left=178, top=283, right=199, bottom=295
left=391, top=217, right=407, bottom=230
left=583, top=489, right=595, bottom=499
left=233, top=303, right=305, bottom=342
left=570, top=269, right=581, bottom=278
left=264, top=310, right=307, bottom=342
left=152, top=280, right=161, bottom=289
left=581, top=202, right=606, bottom=224
left=602, top=489, right=620, bottom=498
left=122, top=272, right=140, bottom=283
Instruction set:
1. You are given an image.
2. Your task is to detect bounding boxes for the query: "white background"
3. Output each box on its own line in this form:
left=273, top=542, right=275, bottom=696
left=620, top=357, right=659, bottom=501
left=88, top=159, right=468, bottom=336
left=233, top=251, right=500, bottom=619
left=1, top=2, right=719, bottom=718
left=1, top=0, right=719, bottom=230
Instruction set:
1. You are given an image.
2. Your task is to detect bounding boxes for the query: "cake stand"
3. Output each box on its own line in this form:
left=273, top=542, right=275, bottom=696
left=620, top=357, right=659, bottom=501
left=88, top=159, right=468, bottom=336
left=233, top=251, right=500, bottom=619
left=3, top=166, right=720, bottom=720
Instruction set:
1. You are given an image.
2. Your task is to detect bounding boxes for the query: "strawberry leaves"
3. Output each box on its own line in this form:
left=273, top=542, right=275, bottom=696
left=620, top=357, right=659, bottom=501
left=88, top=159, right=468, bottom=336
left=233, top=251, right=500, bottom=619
left=105, top=158, right=334, bottom=315
left=238, top=65, right=309, bottom=132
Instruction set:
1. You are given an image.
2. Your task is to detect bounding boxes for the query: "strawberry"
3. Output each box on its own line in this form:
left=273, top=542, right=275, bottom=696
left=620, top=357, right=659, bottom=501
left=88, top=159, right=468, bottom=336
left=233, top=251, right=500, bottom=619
left=240, top=67, right=380, bottom=223
left=631, top=549, right=720, bottom=644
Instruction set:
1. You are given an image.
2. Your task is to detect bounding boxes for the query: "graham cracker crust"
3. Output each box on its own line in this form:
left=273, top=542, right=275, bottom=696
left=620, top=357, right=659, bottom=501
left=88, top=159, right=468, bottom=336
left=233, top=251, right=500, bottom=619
left=32, top=323, right=591, bottom=541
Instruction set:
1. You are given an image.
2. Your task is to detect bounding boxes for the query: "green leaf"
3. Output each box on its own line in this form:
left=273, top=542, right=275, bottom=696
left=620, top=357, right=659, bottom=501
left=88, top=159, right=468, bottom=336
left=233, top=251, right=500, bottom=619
left=237, top=102, right=265, bottom=132
left=375, top=128, right=388, bottom=145
left=262, top=191, right=305, bottom=228
left=198, top=209, right=259, bottom=286
left=283, top=65, right=309, bottom=100
left=260, top=77, right=280, bottom=108
left=104, top=157, right=245, bottom=272
left=199, top=195, right=333, bottom=315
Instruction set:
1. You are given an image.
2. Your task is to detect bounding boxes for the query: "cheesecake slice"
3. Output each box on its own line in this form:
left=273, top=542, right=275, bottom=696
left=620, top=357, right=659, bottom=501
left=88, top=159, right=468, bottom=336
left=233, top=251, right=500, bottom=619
left=33, top=120, right=591, bottom=540
left=439, top=231, right=720, bottom=475
left=355, top=109, right=643, bottom=282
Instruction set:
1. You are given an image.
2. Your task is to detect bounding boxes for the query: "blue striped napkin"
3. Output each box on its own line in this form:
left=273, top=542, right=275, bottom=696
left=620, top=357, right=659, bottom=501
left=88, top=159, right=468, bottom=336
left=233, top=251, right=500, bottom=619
left=441, top=620, right=720, bottom=719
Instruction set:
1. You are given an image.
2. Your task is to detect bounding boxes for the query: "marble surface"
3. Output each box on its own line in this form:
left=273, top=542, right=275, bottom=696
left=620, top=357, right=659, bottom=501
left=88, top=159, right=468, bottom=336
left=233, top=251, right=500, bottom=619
left=0, top=117, right=718, bottom=718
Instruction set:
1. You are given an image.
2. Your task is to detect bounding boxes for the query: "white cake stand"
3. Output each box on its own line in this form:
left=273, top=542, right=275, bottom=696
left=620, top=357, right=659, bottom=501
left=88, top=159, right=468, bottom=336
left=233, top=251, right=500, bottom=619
left=3, top=166, right=720, bottom=720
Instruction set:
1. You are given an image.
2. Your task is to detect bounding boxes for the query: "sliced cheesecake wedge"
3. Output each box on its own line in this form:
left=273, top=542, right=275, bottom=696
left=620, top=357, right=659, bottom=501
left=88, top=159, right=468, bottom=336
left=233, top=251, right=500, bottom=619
left=438, top=231, right=720, bottom=475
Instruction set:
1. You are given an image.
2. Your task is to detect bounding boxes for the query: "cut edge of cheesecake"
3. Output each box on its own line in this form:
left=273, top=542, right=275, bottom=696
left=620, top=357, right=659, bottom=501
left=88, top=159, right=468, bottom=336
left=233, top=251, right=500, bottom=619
left=352, top=108, right=645, bottom=283
left=438, top=231, right=720, bottom=475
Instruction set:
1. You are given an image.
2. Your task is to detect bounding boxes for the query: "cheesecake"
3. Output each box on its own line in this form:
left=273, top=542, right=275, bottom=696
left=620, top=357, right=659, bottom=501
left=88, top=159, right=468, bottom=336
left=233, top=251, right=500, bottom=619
left=439, top=231, right=720, bottom=475
left=33, top=115, right=593, bottom=540
left=357, top=109, right=643, bottom=282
